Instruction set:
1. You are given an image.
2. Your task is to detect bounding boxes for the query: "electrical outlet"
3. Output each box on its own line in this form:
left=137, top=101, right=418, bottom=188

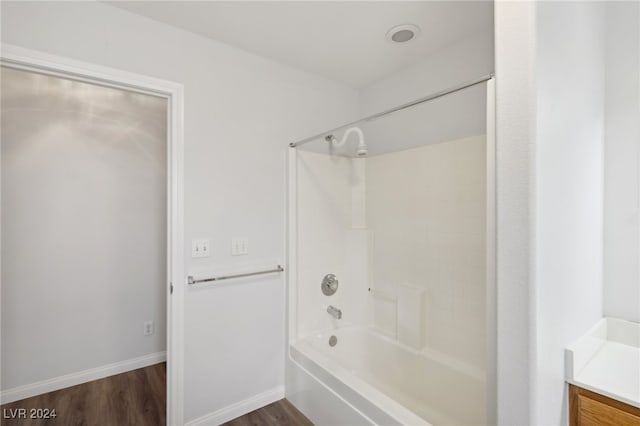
left=144, top=320, right=154, bottom=336
left=192, top=238, right=210, bottom=258
left=231, top=237, right=248, bottom=256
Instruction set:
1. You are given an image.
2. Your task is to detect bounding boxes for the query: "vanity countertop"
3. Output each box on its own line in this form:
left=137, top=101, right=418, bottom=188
left=565, top=317, right=640, bottom=408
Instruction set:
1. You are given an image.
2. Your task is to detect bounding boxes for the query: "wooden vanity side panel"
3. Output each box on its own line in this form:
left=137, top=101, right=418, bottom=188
left=569, top=384, right=640, bottom=426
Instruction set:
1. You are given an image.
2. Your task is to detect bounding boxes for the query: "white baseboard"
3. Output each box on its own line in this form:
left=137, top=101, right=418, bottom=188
left=186, top=386, right=285, bottom=426
left=1, top=351, right=166, bottom=404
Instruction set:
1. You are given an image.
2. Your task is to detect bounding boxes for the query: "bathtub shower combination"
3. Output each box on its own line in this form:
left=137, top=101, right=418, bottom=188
left=287, top=76, right=496, bottom=426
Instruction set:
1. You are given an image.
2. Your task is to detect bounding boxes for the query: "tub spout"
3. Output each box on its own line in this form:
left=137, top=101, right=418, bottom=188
left=327, top=305, right=342, bottom=320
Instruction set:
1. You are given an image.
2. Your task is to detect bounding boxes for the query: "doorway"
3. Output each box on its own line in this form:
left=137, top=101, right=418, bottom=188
left=0, top=46, right=184, bottom=425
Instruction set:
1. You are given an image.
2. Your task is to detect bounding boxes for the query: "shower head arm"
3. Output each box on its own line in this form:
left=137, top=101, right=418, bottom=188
left=330, top=126, right=364, bottom=148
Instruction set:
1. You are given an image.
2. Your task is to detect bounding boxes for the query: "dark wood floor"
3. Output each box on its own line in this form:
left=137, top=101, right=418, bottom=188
left=1, top=365, right=311, bottom=426
left=222, top=399, right=313, bottom=426
left=1, top=363, right=165, bottom=426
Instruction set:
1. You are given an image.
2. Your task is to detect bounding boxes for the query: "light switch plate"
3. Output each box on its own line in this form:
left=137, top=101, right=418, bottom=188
left=192, top=238, right=210, bottom=258
left=231, top=237, right=248, bottom=256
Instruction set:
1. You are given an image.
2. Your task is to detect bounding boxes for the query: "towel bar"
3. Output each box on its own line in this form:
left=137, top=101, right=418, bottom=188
left=187, top=265, right=284, bottom=285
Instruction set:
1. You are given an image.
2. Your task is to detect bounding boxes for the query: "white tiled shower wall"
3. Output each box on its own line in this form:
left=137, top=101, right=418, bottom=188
left=367, top=135, right=486, bottom=370
left=294, top=134, right=486, bottom=373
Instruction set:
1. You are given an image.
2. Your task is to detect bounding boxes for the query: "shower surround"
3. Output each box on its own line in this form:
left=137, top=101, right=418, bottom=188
left=287, top=95, right=493, bottom=425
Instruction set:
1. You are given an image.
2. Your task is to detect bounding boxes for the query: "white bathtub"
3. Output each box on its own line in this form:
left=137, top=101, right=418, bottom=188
left=290, top=327, right=486, bottom=426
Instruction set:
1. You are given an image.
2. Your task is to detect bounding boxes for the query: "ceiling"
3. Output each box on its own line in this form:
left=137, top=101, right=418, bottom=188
left=106, top=1, right=493, bottom=88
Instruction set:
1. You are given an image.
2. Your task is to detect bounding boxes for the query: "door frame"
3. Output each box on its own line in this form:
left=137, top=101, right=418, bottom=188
left=0, top=44, right=185, bottom=425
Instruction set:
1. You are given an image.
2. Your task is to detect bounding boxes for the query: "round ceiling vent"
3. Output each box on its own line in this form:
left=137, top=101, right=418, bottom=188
left=386, top=24, right=421, bottom=44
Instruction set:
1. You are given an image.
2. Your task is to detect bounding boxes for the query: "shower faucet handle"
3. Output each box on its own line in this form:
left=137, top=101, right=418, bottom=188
left=321, top=274, right=339, bottom=296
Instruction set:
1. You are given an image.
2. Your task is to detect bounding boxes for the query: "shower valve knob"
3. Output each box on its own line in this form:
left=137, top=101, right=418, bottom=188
left=321, top=274, right=339, bottom=296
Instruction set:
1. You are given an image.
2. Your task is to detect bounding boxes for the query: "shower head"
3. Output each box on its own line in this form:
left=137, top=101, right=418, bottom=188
left=326, top=126, right=367, bottom=157
left=356, top=139, right=368, bottom=157
left=356, top=140, right=369, bottom=157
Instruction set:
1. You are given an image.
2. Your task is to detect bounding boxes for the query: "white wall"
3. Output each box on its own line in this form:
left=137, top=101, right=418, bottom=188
left=1, top=67, right=167, bottom=391
left=0, top=1, right=359, bottom=422
left=603, top=1, right=640, bottom=323
left=496, top=2, right=607, bottom=424
left=534, top=2, right=606, bottom=425
left=495, top=3, right=637, bottom=425
left=366, top=136, right=486, bottom=370
left=494, top=2, right=535, bottom=424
